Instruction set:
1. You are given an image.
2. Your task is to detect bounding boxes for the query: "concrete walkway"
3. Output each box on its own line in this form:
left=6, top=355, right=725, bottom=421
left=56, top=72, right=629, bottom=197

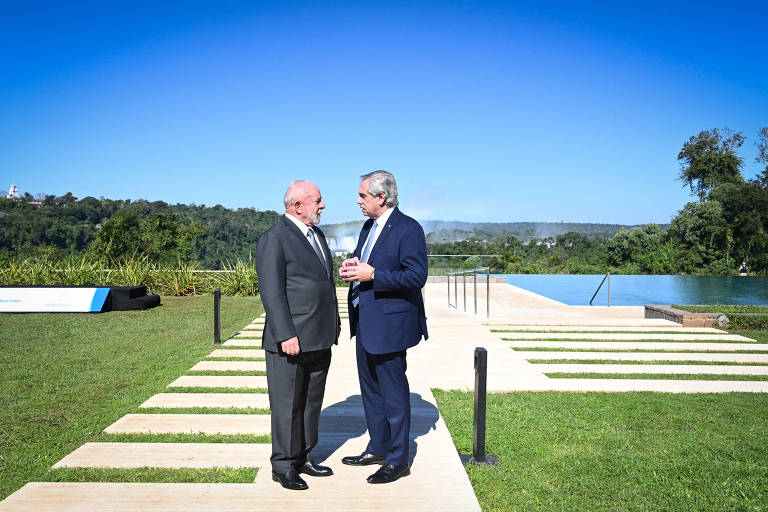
left=3, top=281, right=766, bottom=510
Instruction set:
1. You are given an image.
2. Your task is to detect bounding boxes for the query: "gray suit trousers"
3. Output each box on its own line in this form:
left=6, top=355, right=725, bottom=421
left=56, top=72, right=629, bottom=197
left=265, top=348, right=332, bottom=473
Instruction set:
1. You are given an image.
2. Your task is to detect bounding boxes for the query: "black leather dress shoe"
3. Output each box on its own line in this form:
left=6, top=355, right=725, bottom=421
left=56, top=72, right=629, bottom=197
left=341, top=451, right=387, bottom=466
left=367, top=463, right=410, bottom=484
left=272, top=469, right=308, bottom=490
left=298, top=460, right=334, bottom=477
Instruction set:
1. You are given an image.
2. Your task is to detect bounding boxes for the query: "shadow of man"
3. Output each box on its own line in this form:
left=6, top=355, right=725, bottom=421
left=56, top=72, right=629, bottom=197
left=312, top=393, right=439, bottom=467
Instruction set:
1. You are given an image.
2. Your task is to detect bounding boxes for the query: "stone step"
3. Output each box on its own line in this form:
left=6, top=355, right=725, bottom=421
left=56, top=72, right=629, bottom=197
left=490, top=325, right=727, bottom=333
left=223, top=339, right=262, bottom=347
left=503, top=341, right=768, bottom=351
left=533, top=364, right=768, bottom=375
left=0, top=481, right=479, bottom=511
left=241, top=325, right=264, bottom=331
left=233, top=332, right=262, bottom=339
left=190, top=361, right=266, bottom=372
left=513, top=351, right=768, bottom=363
left=140, top=393, right=270, bottom=409
left=208, top=349, right=265, bottom=359
left=103, top=414, right=271, bottom=435
left=168, top=376, right=268, bottom=389
left=500, top=332, right=754, bottom=341
left=533, top=379, right=768, bottom=393
left=52, top=443, right=270, bottom=469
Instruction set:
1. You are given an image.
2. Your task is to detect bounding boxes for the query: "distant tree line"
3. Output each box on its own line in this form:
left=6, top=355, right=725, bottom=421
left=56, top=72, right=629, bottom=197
left=431, top=126, right=768, bottom=275
left=0, top=196, right=280, bottom=268
left=2, top=126, right=766, bottom=275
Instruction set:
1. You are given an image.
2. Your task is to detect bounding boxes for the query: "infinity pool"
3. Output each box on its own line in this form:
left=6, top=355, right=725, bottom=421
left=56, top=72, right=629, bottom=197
left=501, top=274, right=768, bottom=306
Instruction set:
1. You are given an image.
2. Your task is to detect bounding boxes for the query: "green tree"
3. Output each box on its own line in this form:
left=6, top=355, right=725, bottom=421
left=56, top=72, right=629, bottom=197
left=754, top=126, right=768, bottom=188
left=678, top=128, right=745, bottom=199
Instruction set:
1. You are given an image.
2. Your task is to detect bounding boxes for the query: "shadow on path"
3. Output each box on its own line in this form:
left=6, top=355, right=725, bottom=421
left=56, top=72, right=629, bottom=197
left=313, top=393, right=439, bottom=466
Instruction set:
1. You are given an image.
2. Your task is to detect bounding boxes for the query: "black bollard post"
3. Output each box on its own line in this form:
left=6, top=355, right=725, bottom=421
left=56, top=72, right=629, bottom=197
left=473, top=347, right=487, bottom=463
left=213, top=289, right=221, bottom=345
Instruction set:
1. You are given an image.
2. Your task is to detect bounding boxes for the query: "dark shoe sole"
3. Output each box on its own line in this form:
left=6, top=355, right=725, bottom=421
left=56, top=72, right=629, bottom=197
left=342, top=457, right=387, bottom=466
left=367, top=468, right=410, bottom=484
left=299, top=469, right=334, bottom=477
left=272, top=473, right=308, bottom=490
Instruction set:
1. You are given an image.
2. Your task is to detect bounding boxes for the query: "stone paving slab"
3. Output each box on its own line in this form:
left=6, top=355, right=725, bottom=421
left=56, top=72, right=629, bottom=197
left=102, top=414, right=271, bottom=435
left=190, top=361, right=266, bottom=372
left=52, top=443, right=271, bottom=469
left=208, top=349, right=265, bottom=359
left=0, top=482, right=478, bottom=511
left=233, top=332, right=262, bottom=339
left=532, top=364, right=768, bottom=375
left=527, top=378, right=768, bottom=393
left=140, top=393, right=270, bottom=409
left=499, top=332, right=754, bottom=341
left=502, top=340, right=768, bottom=351
left=489, top=325, right=727, bottom=333
left=223, top=339, right=262, bottom=347
left=512, top=351, right=768, bottom=363
left=241, top=324, right=264, bottom=331
left=168, top=376, right=268, bottom=388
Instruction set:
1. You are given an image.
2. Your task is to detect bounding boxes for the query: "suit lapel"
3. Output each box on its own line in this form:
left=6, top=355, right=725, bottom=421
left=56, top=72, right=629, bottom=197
left=282, top=217, right=329, bottom=277
left=355, top=219, right=374, bottom=259
left=367, top=207, right=400, bottom=264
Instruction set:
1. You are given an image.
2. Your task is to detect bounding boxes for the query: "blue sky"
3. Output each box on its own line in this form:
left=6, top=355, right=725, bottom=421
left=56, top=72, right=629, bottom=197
left=1, top=1, right=766, bottom=225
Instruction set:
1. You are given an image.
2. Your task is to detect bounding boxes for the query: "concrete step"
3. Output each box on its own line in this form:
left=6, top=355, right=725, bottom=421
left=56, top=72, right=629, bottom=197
left=489, top=325, right=727, bottom=333
left=103, top=414, right=271, bottom=435
left=52, top=443, right=270, bottom=469
left=533, top=379, right=768, bottom=393
left=190, top=361, right=266, bottom=372
left=140, top=393, right=270, bottom=409
left=241, top=325, right=264, bottom=331
left=513, top=351, right=768, bottom=363
left=0, top=481, right=479, bottom=511
left=168, top=376, right=268, bottom=389
left=233, top=332, right=262, bottom=339
left=503, top=341, right=768, bottom=351
left=499, top=332, right=754, bottom=341
left=533, top=364, right=768, bottom=375
left=223, top=339, right=262, bottom=347
left=208, top=349, right=265, bottom=359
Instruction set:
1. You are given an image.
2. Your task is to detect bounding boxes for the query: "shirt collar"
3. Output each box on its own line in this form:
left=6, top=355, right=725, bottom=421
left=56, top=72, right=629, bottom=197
left=285, top=213, right=312, bottom=236
left=373, top=207, right=394, bottom=227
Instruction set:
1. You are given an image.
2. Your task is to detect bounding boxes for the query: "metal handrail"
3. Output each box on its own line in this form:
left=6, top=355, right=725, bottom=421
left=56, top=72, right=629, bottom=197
left=447, top=267, right=490, bottom=317
left=589, top=272, right=611, bottom=306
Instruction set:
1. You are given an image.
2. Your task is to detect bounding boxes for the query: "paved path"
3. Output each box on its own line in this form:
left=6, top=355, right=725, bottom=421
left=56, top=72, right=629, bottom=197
left=3, top=281, right=766, bottom=511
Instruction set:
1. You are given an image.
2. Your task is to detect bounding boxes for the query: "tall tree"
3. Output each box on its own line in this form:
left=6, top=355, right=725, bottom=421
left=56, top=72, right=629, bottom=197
left=678, top=128, right=745, bottom=199
left=755, top=126, right=768, bottom=188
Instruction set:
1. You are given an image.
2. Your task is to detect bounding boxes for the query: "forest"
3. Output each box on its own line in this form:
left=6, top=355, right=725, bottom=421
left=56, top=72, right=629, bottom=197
left=2, top=126, right=767, bottom=276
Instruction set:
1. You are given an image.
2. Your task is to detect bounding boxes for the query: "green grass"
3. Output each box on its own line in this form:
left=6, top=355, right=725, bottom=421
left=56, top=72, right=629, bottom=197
left=503, top=338, right=748, bottom=344
left=0, top=296, right=262, bottom=500
left=674, top=305, right=768, bottom=314
left=545, top=373, right=768, bottom=381
left=527, top=359, right=768, bottom=366
left=513, top=347, right=768, bottom=353
left=435, top=391, right=768, bottom=511
left=203, top=357, right=265, bottom=361
left=97, top=433, right=270, bottom=443
left=138, top=407, right=269, bottom=415
left=185, top=370, right=267, bottom=376
left=41, top=467, right=258, bottom=483
left=165, top=386, right=268, bottom=393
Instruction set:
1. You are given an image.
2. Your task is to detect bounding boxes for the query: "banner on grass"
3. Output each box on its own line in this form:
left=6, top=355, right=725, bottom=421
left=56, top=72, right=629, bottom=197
left=0, top=287, right=110, bottom=313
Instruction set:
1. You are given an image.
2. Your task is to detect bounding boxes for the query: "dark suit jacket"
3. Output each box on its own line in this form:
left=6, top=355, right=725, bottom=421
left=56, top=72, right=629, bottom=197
left=348, top=207, right=428, bottom=354
left=256, top=216, right=340, bottom=353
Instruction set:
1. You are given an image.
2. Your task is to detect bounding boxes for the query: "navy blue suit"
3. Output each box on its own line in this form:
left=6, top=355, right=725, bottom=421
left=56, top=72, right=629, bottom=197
left=348, top=207, right=428, bottom=467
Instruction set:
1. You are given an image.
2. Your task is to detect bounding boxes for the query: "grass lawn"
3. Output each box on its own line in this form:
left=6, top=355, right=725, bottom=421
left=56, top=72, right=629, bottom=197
left=434, top=391, right=768, bottom=511
left=0, top=295, right=261, bottom=500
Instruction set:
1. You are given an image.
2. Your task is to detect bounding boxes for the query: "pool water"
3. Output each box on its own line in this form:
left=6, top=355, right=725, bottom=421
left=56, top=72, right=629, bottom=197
left=501, top=274, right=768, bottom=306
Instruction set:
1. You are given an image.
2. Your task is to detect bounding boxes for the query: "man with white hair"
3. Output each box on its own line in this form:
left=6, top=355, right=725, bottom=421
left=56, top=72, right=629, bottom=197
left=256, top=180, right=340, bottom=490
left=339, top=170, right=428, bottom=484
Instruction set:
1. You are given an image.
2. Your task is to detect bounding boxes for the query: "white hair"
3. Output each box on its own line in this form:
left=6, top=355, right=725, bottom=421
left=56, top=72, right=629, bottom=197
left=361, top=170, right=398, bottom=207
left=283, top=180, right=312, bottom=208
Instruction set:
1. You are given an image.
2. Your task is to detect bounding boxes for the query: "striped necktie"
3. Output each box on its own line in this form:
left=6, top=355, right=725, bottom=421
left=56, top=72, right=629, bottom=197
left=350, top=220, right=378, bottom=308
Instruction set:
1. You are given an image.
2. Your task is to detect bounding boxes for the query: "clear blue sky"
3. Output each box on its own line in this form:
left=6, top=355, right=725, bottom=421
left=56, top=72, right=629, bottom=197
left=2, top=1, right=766, bottom=225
